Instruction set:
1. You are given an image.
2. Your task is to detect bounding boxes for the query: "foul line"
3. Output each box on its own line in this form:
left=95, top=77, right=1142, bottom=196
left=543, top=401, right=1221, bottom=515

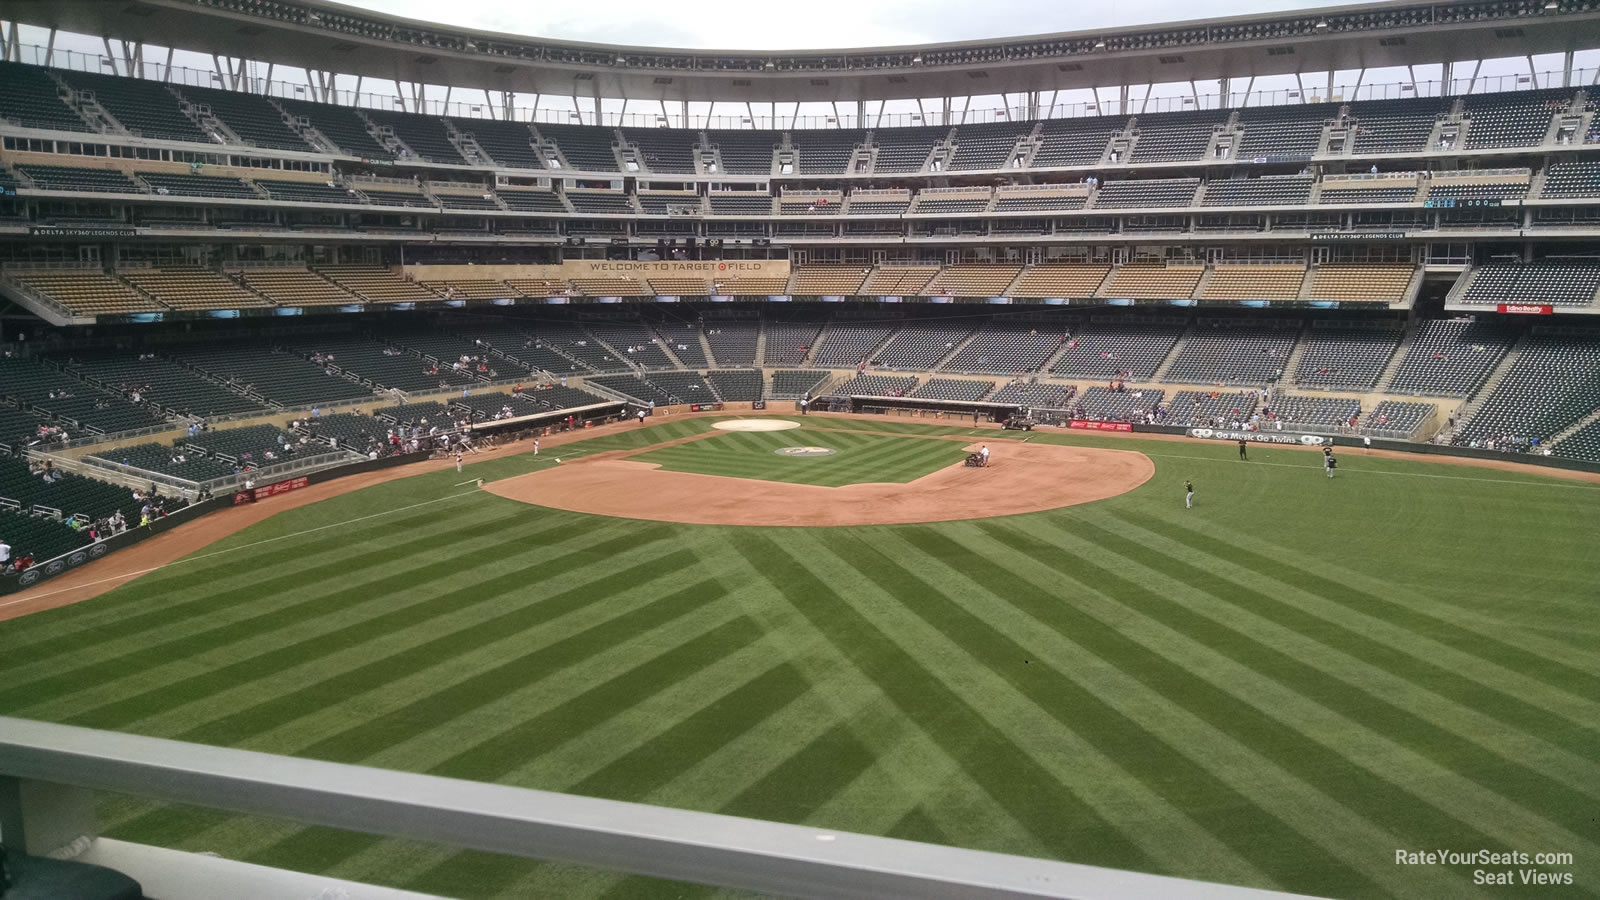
left=1141, top=452, right=1600, bottom=489
left=0, top=488, right=488, bottom=608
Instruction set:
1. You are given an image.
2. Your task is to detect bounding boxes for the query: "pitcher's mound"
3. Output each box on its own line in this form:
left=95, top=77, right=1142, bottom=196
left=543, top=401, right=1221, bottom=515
left=712, top=419, right=801, bottom=432
left=486, top=440, right=1153, bottom=527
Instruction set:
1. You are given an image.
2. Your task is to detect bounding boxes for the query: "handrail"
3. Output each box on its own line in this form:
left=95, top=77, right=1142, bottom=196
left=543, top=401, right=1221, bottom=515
left=0, top=716, right=1296, bottom=900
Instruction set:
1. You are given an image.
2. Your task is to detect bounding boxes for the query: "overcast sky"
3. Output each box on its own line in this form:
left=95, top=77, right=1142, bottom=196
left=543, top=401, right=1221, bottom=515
left=334, top=0, right=1338, bottom=50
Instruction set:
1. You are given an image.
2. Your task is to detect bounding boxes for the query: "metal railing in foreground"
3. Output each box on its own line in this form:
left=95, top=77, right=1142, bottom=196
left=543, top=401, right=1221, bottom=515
left=0, top=717, right=1302, bottom=900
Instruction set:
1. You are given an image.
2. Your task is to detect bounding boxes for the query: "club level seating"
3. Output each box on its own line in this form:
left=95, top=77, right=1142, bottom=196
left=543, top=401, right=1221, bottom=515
left=1074, top=386, right=1164, bottom=421
left=1293, top=327, right=1403, bottom=389
left=847, top=199, right=911, bottom=215
left=708, top=195, right=774, bottom=215
left=909, top=378, right=993, bottom=401
left=139, top=171, right=258, bottom=200
left=586, top=374, right=674, bottom=405
left=791, top=266, right=869, bottom=295
left=1350, top=97, right=1448, bottom=154
left=1201, top=265, right=1306, bottom=300
left=358, top=187, right=435, bottom=208
left=994, top=195, right=1088, bottom=212
left=63, top=351, right=263, bottom=418
left=290, top=339, right=477, bottom=393
left=1462, top=262, right=1600, bottom=306
left=1103, top=263, right=1205, bottom=299
left=1386, top=318, right=1517, bottom=396
left=705, top=369, right=763, bottom=402
left=504, top=279, right=571, bottom=300
left=17, top=165, right=140, bottom=194
left=1304, top=264, right=1414, bottom=303
left=644, top=278, right=711, bottom=296
left=1318, top=185, right=1418, bottom=203
left=701, top=321, right=759, bottom=365
left=585, top=322, right=674, bottom=368
left=121, top=267, right=267, bottom=310
left=924, top=265, right=1021, bottom=297
left=764, top=322, right=825, bottom=366
left=63, top=70, right=209, bottom=144
left=1551, top=418, right=1600, bottom=462
left=255, top=179, right=361, bottom=204
left=1130, top=111, right=1225, bottom=163
left=1052, top=323, right=1185, bottom=379
left=0, top=357, right=165, bottom=436
left=439, top=195, right=500, bottom=213
left=1201, top=175, right=1313, bottom=206
left=1461, top=89, right=1567, bottom=149
left=568, top=276, right=648, bottom=297
left=990, top=381, right=1077, bottom=409
left=643, top=371, right=717, bottom=403
left=362, top=110, right=467, bottom=164
left=180, top=84, right=312, bottom=152
left=1426, top=182, right=1528, bottom=202
left=779, top=198, right=842, bottom=214
left=874, top=326, right=971, bottom=369
left=1455, top=335, right=1600, bottom=446
left=716, top=275, right=790, bottom=296
left=944, top=326, right=1061, bottom=374
left=862, top=266, right=939, bottom=295
left=948, top=123, right=1025, bottom=171
left=829, top=374, right=918, bottom=397
left=1364, top=400, right=1433, bottom=435
left=497, top=189, right=568, bottom=213
left=706, top=130, right=776, bottom=175
left=1162, top=322, right=1300, bottom=384
left=316, top=266, right=439, bottom=303
left=10, top=270, right=161, bottom=316
left=792, top=129, right=866, bottom=174
left=914, top=197, right=991, bottom=215
left=0, top=61, right=91, bottom=133
left=1541, top=160, right=1600, bottom=198
left=537, top=123, right=620, bottom=172
left=1236, top=104, right=1333, bottom=161
left=565, top=192, right=637, bottom=215
left=178, top=346, right=376, bottom=407
left=655, top=323, right=709, bottom=366
left=1010, top=263, right=1109, bottom=298
left=636, top=194, right=699, bottom=216
left=769, top=369, right=829, bottom=398
left=1093, top=178, right=1200, bottom=209
left=448, top=117, right=542, bottom=169
left=416, top=278, right=513, bottom=299
left=0, top=506, right=95, bottom=564
left=1163, top=391, right=1258, bottom=426
left=813, top=323, right=896, bottom=368
left=624, top=128, right=700, bottom=174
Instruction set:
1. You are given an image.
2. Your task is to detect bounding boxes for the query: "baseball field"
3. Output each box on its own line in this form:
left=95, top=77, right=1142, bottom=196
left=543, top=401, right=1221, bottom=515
left=1, top=414, right=1597, bottom=899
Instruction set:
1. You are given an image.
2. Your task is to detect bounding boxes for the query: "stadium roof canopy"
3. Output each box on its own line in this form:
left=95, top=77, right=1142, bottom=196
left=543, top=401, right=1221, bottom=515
left=9, top=0, right=1600, bottom=103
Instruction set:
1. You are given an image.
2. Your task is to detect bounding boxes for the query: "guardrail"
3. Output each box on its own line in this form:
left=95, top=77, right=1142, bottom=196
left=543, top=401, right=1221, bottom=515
left=0, top=716, right=1297, bottom=900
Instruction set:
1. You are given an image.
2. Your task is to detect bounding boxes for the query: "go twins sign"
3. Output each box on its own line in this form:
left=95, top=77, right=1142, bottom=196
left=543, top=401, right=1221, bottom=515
left=1188, top=428, right=1329, bottom=446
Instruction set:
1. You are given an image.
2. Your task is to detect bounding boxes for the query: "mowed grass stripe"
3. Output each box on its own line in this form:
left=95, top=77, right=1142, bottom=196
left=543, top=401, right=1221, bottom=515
left=1073, top=513, right=1600, bottom=774
left=1114, top=510, right=1600, bottom=701
left=175, top=539, right=691, bottom=749
left=820, top=531, right=1345, bottom=894
left=728, top=532, right=1153, bottom=874
left=0, top=501, right=491, bottom=665
left=960, top=522, right=1521, bottom=865
left=0, top=514, right=587, bottom=714
left=242, top=612, right=761, bottom=875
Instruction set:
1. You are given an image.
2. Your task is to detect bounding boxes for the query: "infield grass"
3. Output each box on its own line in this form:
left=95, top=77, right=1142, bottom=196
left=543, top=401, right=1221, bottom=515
left=2, top=416, right=1597, bottom=899
left=630, top=425, right=972, bottom=485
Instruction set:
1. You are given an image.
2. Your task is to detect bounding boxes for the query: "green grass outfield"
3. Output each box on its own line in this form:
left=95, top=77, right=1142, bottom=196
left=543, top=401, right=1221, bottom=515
left=2, top=415, right=1598, bottom=899
left=631, top=425, right=972, bottom=485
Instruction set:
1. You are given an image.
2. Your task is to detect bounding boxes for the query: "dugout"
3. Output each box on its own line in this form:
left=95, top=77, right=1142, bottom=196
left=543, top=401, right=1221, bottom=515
left=841, top=394, right=1029, bottom=425
left=465, top=401, right=628, bottom=442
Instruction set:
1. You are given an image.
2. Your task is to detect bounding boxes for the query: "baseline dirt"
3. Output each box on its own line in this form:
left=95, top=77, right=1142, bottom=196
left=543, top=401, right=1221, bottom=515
left=483, top=438, right=1155, bottom=526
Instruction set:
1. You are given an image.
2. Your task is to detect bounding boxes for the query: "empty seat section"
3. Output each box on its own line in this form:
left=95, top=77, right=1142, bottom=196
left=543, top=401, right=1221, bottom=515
left=1201, top=175, right=1313, bottom=206
left=1200, top=265, right=1306, bottom=300
left=703, top=321, right=760, bottom=364
left=1051, top=323, right=1185, bottom=379
left=566, top=191, right=636, bottom=215
left=181, top=85, right=313, bottom=151
left=642, top=371, right=716, bottom=402
left=498, top=189, right=567, bottom=213
left=120, top=267, right=267, bottom=309
left=17, top=165, right=140, bottom=194
left=1455, top=336, right=1600, bottom=446
left=10, top=270, right=160, bottom=315
left=947, top=122, right=1025, bottom=171
left=1163, top=390, right=1258, bottom=426
left=139, top=171, right=257, bottom=199
left=286, top=338, right=476, bottom=392
left=910, top=379, right=993, bottom=401
left=1539, top=161, right=1600, bottom=198
left=812, top=323, right=895, bottom=368
left=1363, top=400, right=1434, bottom=435
left=64, top=351, right=264, bottom=417
left=1267, top=394, right=1361, bottom=428
left=177, top=346, right=375, bottom=406
left=586, top=322, right=674, bottom=368
left=449, top=117, right=543, bottom=168
left=1293, top=327, right=1403, bottom=389
left=239, top=268, right=358, bottom=306
left=862, top=266, right=939, bottom=295
left=990, top=382, right=1077, bottom=408
left=0, top=62, right=91, bottom=132
left=623, top=128, right=700, bottom=174
left=1074, top=386, right=1165, bottom=421
left=791, top=130, right=865, bottom=174
left=654, top=323, right=708, bottom=366
left=1032, top=118, right=1121, bottom=167
left=63, top=70, right=208, bottom=143
left=1304, top=264, right=1414, bottom=303
left=1349, top=97, right=1447, bottom=154
left=0, top=356, right=165, bottom=436
left=256, top=178, right=362, bottom=203
left=1386, top=318, right=1517, bottom=396
left=914, top=196, right=991, bottom=214
left=830, top=374, right=918, bottom=396
left=924, top=265, right=1021, bottom=297
left=364, top=109, right=468, bottom=164
left=278, top=97, right=392, bottom=157
left=1162, top=323, right=1300, bottom=384
left=764, top=323, right=825, bottom=365
left=945, top=326, right=1060, bottom=374
left=1461, top=261, right=1600, bottom=307
left=1103, top=263, right=1204, bottom=299
left=537, top=123, right=620, bottom=171
left=315, top=266, right=440, bottom=303
left=705, top=369, right=763, bottom=401
left=1461, top=88, right=1567, bottom=149
left=706, top=130, right=776, bottom=174
left=715, top=275, right=789, bottom=296
left=791, top=266, right=869, bottom=295
left=1236, top=104, right=1333, bottom=161
left=873, top=326, right=971, bottom=369
left=587, top=374, right=674, bottom=405
left=1010, top=263, right=1109, bottom=298
left=1318, top=183, right=1418, bottom=203
left=1128, top=111, right=1224, bottom=163
left=708, top=194, right=773, bottom=215
left=871, top=126, right=946, bottom=173
left=769, top=369, right=828, bottom=398
left=1093, top=178, right=1200, bottom=209
left=355, top=184, right=433, bottom=207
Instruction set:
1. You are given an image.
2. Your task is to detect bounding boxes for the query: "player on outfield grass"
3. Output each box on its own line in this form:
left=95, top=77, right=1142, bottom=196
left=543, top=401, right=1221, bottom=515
left=1185, top=479, right=1194, bottom=509
left=1323, top=445, right=1336, bottom=478
left=1238, top=438, right=1248, bottom=460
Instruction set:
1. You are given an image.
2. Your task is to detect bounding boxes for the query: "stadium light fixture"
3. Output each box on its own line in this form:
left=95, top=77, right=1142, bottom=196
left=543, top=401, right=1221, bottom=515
left=1094, top=40, right=1107, bottom=50
left=1544, top=0, right=1559, bottom=9
left=1314, top=19, right=1329, bottom=30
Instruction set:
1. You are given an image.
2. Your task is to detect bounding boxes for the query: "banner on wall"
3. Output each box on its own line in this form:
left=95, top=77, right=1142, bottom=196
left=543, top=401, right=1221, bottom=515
left=1068, top=420, right=1133, bottom=432
left=1186, top=428, right=1329, bottom=446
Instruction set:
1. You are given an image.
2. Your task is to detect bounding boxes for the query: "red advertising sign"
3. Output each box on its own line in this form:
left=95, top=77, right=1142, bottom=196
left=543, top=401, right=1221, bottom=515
left=688, top=403, right=726, bottom=412
left=246, top=476, right=310, bottom=503
left=1497, top=304, right=1553, bottom=315
left=1068, top=419, right=1133, bottom=432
